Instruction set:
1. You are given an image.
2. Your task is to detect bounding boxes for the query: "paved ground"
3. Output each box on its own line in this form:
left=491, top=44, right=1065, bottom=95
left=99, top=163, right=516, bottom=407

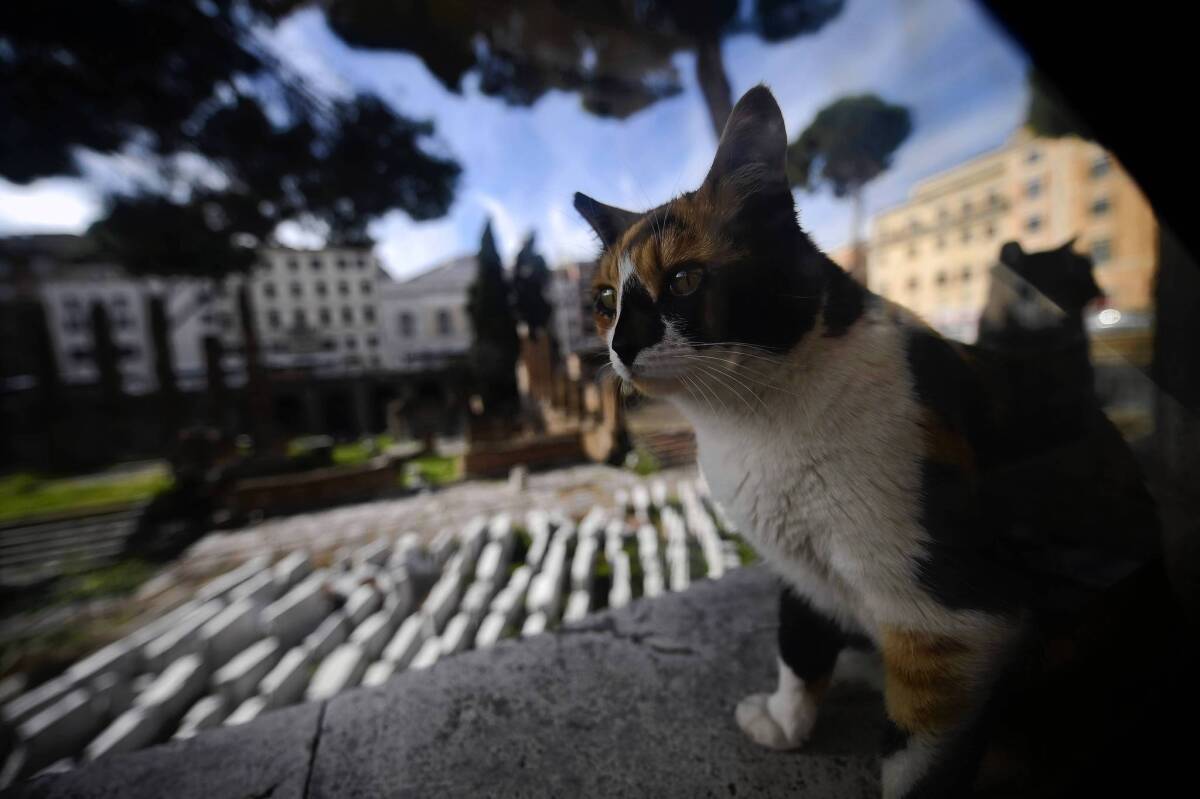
left=11, top=567, right=884, bottom=798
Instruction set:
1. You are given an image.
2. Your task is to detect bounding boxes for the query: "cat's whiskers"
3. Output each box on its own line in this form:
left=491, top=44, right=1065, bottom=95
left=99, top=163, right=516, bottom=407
left=682, top=353, right=805, bottom=400
left=691, top=362, right=758, bottom=416
left=679, top=356, right=772, bottom=415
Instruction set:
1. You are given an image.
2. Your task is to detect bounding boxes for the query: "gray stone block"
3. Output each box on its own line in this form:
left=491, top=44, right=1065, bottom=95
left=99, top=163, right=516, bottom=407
left=520, top=612, right=548, bottom=637
left=200, top=598, right=263, bottom=668
left=439, top=613, right=479, bottom=656
left=343, top=584, right=381, bottom=626
left=271, top=551, right=312, bottom=592
left=143, top=600, right=225, bottom=673
left=303, top=611, right=350, bottom=661
left=212, top=638, right=282, bottom=706
left=259, top=647, right=312, bottom=709
left=563, top=589, right=591, bottom=623
left=474, top=613, right=507, bottom=649
left=223, top=696, right=267, bottom=727
left=349, top=610, right=398, bottom=660
left=262, top=575, right=332, bottom=647
left=381, top=615, right=428, bottom=668
left=569, top=537, right=597, bottom=591
left=361, top=661, right=395, bottom=688
left=228, top=570, right=277, bottom=607
left=134, top=654, right=208, bottom=723
left=408, top=638, right=442, bottom=671
left=609, top=551, right=633, bottom=609
left=84, top=707, right=160, bottom=761
left=2, top=675, right=74, bottom=729
left=89, top=673, right=133, bottom=721
left=174, top=695, right=229, bottom=739
left=473, top=541, right=507, bottom=584
left=16, top=689, right=98, bottom=774
left=354, top=539, right=391, bottom=569
left=195, top=556, right=270, bottom=604
left=305, top=644, right=368, bottom=701
left=421, top=571, right=463, bottom=633
left=459, top=580, right=497, bottom=617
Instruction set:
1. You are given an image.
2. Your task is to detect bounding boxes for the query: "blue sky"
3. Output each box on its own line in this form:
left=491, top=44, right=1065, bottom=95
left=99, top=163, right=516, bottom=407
left=0, top=0, right=1030, bottom=280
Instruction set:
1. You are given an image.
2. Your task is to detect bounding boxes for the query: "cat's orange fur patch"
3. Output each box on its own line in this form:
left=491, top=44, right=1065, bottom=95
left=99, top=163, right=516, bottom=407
left=881, top=627, right=976, bottom=734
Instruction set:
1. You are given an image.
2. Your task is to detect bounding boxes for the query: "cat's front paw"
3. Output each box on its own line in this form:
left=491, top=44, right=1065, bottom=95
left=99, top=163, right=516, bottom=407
left=735, top=690, right=818, bottom=750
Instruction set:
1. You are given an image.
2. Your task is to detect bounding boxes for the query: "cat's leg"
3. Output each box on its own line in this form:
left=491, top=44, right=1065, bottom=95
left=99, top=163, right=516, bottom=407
left=735, top=586, right=846, bottom=749
left=878, top=627, right=1000, bottom=798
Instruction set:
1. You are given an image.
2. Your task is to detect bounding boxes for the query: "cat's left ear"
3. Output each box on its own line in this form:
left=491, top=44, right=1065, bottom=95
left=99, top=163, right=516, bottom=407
left=704, top=84, right=788, bottom=191
left=573, top=192, right=641, bottom=250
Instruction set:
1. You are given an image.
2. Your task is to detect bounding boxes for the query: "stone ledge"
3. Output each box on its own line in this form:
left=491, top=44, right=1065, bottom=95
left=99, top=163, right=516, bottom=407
left=11, top=567, right=883, bottom=799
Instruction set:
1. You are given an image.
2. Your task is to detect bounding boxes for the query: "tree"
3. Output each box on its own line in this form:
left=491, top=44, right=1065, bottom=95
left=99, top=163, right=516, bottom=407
left=466, top=221, right=520, bottom=416
left=321, top=0, right=845, bottom=136
left=148, top=295, right=182, bottom=438
left=786, top=94, right=912, bottom=269
left=512, top=234, right=554, bottom=338
left=0, top=1, right=461, bottom=279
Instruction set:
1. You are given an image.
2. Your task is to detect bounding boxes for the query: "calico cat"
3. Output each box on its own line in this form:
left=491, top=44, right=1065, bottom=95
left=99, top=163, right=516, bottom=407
left=574, top=86, right=1158, bottom=797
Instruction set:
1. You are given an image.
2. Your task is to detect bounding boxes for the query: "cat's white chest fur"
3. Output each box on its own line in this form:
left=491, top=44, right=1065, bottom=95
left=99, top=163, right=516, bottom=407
left=676, top=313, right=951, bottom=638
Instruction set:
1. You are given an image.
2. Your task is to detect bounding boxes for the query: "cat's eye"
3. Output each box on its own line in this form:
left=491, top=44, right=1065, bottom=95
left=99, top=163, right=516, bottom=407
left=668, top=266, right=704, bottom=296
left=594, top=287, right=617, bottom=317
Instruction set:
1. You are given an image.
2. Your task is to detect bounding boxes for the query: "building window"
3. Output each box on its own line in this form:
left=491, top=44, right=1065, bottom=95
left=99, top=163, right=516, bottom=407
left=293, top=309, right=306, bottom=327
left=909, top=219, right=920, bottom=234
left=986, top=223, right=996, bottom=239
left=399, top=312, right=414, bottom=337
left=263, top=282, right=276, bottom=298
left=367, top=335, right=379, bottom=349
left=342, top=307, right=354, bottom=324
left=360, top=280, right=372, bottom=294
left=357, top=257, right=368, bottom=268
left=338, top=281, right=349, bottom=296
left=1091, top=155, right=1111, bottom=178
left=1026, top=148, right=1041, bottom=164
left=1092, top=239, right=1113, bottom=264
left=345, top=336, right=358, bottom=349
left=310, top=257, right=322, bottom=270
left=363, top=307, right=375, bottom=323
left=336, top=258, right=347, bottom=270
left=290, top=282, right=302, bottom=298
left=962, top=200, right=973, bottom=216
left=267, top=310, right=280, bottom=329
left=1091, top=197, right=1112, bottom=216
left=936, top=235, right=945, bottom=250
left=436, top=309, right=453, bottom=336
left=937, top=208, right=949, bottom=223
left=287, top=258, right=299, bottom=271
left=315, top=281, right=327, bottom=297
left=318, top=308, right=331, bottom=325
left=961, top=267, right=972, bottom=283
left=961, top=227, right=972, bottom=243
left=1026, top=178, right=1042, bottom=198
left=935, top=271, right=948, bottom=286
left=988, top=191, right=1002, bottom=208
left=1026, top=215, right=1042, bottom=232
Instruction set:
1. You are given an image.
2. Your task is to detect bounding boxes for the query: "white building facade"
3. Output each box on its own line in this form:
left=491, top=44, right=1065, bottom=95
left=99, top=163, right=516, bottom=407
left=376, top=256, right=474, bottom=372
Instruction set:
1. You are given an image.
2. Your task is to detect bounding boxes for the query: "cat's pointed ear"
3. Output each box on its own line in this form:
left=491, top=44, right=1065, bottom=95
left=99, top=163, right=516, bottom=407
left=705, top=84, right=788, bottom=191
left=1000, top=241, right=1025, bottom=266
left=573, top=192, right=641, bottom=249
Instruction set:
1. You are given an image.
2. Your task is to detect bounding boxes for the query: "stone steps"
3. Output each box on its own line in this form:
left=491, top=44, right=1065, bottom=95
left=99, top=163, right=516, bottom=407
left=0, top=477, right=753, bottom=789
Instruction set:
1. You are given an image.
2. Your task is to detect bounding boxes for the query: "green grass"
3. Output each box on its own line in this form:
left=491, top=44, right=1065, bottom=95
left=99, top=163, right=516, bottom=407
left=408, top=454, right=461, bottom=487
left=331, top=435, right=394, bottom=466
left=0, top=468, right=172, bottom=524
left=625, top=447, right=661, bottom=476
left=53, top=559, right=157, bottom=605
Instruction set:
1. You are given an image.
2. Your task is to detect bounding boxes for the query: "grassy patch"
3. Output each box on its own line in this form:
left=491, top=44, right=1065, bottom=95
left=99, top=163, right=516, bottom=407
left=331, top=435, right=394, bottom=466
left=625, top=447, right=661, bottom=476
left=53, top=559, right=157, bottom=606
left=0, top=468, right=172, bottom=524
left=408, top=454, right=461, bottom=487
left=733, top=536, right=759, bottom=566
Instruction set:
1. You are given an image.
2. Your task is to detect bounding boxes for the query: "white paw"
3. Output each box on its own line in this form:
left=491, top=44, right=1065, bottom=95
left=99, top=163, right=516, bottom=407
left=735, top=690, right=817, bottom=750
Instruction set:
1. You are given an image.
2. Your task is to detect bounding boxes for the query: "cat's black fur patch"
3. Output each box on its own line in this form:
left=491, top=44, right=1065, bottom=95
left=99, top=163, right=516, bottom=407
left=611, top=279, right=664, bottom=367
left=819, top=260, right=867, bottom=337
left=778, top=586, right=846, bottom=682
left=880, top=718, right=910, bottom=758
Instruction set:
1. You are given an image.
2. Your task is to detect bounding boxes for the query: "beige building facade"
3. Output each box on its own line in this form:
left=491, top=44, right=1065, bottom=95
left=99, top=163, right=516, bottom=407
left=864, top=129, right=1157, bottom=341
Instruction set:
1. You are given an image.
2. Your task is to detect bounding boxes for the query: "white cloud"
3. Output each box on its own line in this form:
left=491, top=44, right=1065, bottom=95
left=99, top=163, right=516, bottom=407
left=0, top=178, right=101, bottom=234
left=369, top=211, right=466, bottom=280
